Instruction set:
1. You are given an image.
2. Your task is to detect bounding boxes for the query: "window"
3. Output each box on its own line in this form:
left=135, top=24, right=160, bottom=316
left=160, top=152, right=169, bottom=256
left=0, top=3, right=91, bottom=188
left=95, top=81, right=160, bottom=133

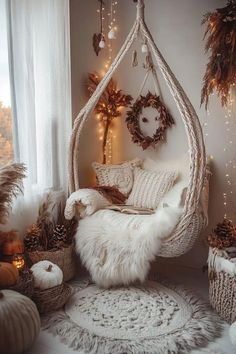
left=0, top=0, right=14, bottom=166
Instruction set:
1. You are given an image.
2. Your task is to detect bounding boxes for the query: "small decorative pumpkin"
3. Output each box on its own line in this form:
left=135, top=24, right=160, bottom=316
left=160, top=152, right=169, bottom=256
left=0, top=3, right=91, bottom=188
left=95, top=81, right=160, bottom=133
left=0, top=290, right=40, bottom=354
left=2, top=238, right=24, bottom=256
left=31, top=260, right=63, bottom=290
left=0, top=262, right=19, bottom=287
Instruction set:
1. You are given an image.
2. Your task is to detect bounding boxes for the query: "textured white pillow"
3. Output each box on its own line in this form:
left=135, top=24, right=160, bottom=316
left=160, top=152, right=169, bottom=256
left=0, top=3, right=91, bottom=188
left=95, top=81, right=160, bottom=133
left=142, top=153, right=189, bottom=183
left=142, top=154, right=189, bottom=208
left=126, top=167, right=178, bottom=209
left=92, top=158, right=142, bottom=196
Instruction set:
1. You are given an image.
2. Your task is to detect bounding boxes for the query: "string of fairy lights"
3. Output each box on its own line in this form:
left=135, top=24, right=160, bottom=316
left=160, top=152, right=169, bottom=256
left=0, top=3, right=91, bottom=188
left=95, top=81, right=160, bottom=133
left=96, top=0, right=119, bottom=164
left=222, top=86, right=235, bottom=218
left=202, top=84, right=236, bottom=219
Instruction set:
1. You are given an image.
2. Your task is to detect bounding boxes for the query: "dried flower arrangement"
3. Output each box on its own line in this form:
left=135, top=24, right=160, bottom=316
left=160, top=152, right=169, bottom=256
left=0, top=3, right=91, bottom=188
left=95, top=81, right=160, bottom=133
left=126, top=92, right=174, bottom=150
left=0, top=163, right=26, bottom=225
left=0, top=163, right=26, bottom=249
left=207, top=218, right=236, bottom=249
left=88, top=72, right=133, bottom=163
left=201, top=1, right=236, bottom=108
left=24, top=193, right=78, bottom=252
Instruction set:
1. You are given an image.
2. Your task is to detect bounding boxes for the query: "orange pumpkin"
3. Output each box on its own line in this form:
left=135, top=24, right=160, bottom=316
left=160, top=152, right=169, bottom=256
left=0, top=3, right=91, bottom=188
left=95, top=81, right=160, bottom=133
left=2, top=239, right=24, bottom=256
left=0, top=262, right=19, bottom=287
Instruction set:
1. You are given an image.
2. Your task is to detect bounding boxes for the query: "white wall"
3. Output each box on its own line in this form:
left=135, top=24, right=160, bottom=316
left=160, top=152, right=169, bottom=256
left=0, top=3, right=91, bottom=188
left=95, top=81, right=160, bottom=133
left=70, top=0, right=236, bottom=268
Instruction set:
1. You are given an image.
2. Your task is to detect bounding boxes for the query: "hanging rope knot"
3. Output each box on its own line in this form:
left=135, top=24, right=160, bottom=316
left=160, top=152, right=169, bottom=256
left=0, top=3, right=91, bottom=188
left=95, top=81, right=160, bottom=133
left=136, top=0, right=145, bottom=20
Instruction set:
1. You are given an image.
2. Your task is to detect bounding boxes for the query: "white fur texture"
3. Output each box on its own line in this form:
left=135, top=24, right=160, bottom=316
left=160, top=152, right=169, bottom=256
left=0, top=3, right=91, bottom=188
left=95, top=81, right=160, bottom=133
left=208, top=248, right=236, bottom=276
left=75, top=206, right=182, bottom=287
left=229, top=321, right=236, bottom=348
left=64, top=189, right=111, bottom=219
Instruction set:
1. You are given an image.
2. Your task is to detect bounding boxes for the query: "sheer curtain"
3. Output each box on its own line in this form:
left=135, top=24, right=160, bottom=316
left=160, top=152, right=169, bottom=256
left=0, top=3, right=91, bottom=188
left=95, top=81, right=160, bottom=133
left=5, top=0, right=71, bottom=232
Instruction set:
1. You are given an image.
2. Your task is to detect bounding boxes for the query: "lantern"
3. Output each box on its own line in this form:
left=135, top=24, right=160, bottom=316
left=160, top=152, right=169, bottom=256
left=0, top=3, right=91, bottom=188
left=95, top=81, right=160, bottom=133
left=12, top=254, right=25, bottom=270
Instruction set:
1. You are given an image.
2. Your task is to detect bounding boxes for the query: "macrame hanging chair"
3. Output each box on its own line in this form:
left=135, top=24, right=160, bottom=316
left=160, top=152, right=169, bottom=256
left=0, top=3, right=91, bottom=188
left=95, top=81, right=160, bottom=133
left=68, top=0, right=206, bottom=258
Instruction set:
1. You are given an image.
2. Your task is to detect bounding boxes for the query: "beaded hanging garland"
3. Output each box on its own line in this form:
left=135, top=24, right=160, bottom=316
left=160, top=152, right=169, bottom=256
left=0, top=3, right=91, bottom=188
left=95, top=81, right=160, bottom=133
left=126, top=92, right=174, bottom=150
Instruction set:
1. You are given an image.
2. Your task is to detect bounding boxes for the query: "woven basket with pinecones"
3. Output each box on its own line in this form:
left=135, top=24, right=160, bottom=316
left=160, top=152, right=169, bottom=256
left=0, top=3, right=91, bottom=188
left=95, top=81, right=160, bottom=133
left=207, top=218, right=236, bottom=249
left=207, top=218, right=236, bottom=324
left=24, top=193, right=78, bottom=281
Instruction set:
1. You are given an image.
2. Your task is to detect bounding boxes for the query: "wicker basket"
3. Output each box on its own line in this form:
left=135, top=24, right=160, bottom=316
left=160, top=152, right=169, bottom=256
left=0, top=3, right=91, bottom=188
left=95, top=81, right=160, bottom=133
left=27, top=244, right=76, bottom=281
left=8, top=269, right=34, bottom=298
left=32, top=282, right=72, bottom=314
left=208, top=247, right=236, bottom=324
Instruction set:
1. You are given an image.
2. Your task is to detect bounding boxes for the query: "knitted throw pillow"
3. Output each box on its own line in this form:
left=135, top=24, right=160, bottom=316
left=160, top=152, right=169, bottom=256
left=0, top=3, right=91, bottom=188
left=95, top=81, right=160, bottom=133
left=92, top=158, right=142, bottom=196
left=126, top=167, right=178, bottom=209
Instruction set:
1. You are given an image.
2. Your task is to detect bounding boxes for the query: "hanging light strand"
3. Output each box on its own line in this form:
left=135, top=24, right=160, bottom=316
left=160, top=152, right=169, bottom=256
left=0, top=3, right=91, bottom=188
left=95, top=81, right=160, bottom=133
left=222, top=85, right=235, bottom=218
left=202, top=85, right=236, bottom=219
left=97, top=1, right=106, bottom=49
left=104, top=0, right=118, bottom=71
left=102, top=0, right=119, bottom=163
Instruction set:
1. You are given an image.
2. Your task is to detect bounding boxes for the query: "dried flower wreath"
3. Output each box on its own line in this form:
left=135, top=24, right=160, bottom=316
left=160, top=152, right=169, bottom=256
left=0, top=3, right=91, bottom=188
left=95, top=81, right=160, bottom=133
left=126, top=92, right=174, bottom=150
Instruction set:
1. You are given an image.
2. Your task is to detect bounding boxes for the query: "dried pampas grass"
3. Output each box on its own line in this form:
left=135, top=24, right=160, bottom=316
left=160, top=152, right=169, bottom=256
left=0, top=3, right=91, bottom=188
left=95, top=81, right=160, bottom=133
left=0, top=163, right=26, bottom=224
left=201, top=1, right=236, bottom=108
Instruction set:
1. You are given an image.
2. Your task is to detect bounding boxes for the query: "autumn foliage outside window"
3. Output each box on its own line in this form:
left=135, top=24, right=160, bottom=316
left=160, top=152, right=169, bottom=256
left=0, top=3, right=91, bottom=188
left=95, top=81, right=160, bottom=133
left=0, top=102, right=13, bottom=166
left=0, top=0, right=14, bottom=167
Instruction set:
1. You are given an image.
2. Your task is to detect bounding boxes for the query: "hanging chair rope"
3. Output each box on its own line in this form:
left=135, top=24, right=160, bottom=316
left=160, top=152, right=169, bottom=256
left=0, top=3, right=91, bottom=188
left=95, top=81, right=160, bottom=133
left=68, top=0, right=206, bottom=257
left=137, top=52, right=163, bottom=100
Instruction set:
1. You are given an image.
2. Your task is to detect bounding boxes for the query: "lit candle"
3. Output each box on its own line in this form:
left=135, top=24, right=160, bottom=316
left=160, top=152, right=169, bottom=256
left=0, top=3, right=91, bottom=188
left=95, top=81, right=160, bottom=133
left=12, top=254, right=25, bottom=269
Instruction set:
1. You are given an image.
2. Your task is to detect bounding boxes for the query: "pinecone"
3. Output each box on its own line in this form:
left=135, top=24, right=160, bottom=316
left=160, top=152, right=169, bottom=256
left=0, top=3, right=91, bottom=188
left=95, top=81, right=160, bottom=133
left=207, top=234, right=223, bottom=249
left=208, top=218, right=235, bottom=249
left=65, top=218, right=78, bottom=245
left=49, top=224, right=67, bottom=249
left=232, top=228, right=236, bottom=244
left=24, top=224, right=42, bottom=251
left=214, top=218, right=234, bottom=239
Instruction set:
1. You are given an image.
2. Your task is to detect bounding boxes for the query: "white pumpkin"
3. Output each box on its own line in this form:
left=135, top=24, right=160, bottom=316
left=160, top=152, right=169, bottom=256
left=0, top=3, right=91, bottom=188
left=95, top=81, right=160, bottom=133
left=31, top=260, right=63, bottom=290
left=0, top=290, right=40, bottom=354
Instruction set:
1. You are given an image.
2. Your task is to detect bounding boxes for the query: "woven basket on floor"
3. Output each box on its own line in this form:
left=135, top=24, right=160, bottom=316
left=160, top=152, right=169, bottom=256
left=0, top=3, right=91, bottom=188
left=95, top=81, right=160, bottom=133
left=27, top=244, right=76, bottom=281
left=32, top=282, right=72, bottom=314
left=208, top=247, right=236, bottom=324
left=8, top=269, right=34, bottom=298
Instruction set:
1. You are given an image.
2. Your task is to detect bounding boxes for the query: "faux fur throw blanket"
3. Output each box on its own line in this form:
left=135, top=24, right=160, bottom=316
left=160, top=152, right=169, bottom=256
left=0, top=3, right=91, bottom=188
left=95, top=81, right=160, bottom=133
left=65, top=189, right=182, bottom=288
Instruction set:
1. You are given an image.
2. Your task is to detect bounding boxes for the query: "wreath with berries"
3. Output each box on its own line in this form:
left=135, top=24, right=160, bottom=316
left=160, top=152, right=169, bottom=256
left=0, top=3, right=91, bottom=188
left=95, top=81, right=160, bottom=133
left=126, top=92, right=174, bottom=150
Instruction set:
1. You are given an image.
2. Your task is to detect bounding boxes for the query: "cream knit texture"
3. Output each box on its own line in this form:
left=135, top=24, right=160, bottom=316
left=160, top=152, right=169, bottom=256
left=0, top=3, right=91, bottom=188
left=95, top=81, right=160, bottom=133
left=126, top=167, right=178, bottom=209
left=92, top=158, right=141, bottom=196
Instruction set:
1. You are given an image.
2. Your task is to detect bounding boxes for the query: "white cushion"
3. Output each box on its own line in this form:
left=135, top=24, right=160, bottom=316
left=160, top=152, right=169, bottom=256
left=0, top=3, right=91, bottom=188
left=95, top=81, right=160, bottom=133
left=92, top=158, right=142, bottom=196
left=126, top=167, right=178, bottom=209
left=162, top=182, right=187, bottom=208
left=142, top=154, right=189, bottom=207
left=142, top=153, right=189, bottom=183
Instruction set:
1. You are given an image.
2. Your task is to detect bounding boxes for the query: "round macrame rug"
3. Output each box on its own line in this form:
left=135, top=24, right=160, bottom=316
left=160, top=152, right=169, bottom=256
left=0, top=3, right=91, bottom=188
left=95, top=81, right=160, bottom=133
left=43, top=279, right=222, bottom=354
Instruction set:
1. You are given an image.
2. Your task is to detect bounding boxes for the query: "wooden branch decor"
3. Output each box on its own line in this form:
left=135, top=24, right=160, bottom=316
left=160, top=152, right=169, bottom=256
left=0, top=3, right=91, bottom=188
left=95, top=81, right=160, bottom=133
left=201, top=1, right=236, bottom=108
left=126, top=92, right=174, bottom=150
left=88, top=72, right=133, bottom=164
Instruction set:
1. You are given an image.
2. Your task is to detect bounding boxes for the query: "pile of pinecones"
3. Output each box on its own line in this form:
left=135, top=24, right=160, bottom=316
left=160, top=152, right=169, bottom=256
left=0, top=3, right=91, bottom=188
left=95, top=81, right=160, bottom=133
left=24, top=194, right=78, bottom=252
left=207, top=218, right=236, bottom=249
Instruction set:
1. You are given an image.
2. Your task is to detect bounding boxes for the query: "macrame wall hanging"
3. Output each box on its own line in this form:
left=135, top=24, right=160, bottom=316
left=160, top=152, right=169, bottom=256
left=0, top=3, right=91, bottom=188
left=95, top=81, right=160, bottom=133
left=201, top=0, right=236, bottom=108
